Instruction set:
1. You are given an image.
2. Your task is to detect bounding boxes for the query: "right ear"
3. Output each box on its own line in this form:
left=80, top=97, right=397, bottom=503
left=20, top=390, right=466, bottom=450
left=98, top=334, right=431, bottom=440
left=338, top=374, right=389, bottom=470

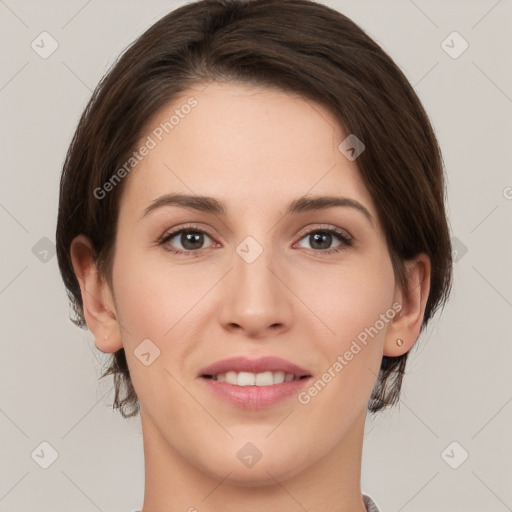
left=69, top=235, right=123, bottom=353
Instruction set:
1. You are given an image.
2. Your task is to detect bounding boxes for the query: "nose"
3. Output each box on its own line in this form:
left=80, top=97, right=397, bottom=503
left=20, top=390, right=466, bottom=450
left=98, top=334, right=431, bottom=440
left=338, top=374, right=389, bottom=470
left=217, top=239, right=294, bottom=339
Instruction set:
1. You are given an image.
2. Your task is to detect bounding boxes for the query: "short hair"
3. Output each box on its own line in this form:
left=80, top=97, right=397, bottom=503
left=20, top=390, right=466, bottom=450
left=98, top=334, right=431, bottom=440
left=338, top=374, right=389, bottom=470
left=56, top=0, right=452, bottom=418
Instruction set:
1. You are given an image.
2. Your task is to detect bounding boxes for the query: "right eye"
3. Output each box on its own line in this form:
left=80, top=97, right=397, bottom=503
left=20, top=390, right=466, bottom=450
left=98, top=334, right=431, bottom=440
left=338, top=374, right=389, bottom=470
left=160, top=226, right=218, bottom=255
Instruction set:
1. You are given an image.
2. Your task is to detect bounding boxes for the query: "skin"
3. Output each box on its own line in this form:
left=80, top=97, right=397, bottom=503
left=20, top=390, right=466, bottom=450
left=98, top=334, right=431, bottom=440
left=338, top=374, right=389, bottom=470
left=71, top=82, right=431, bottom=512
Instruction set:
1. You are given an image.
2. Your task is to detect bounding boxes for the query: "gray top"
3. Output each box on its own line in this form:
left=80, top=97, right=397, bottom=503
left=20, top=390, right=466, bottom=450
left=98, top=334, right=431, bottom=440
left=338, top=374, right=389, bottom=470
left=133, top=494, right=380, bottom=512
left=363, top=494, right=381, bottom=512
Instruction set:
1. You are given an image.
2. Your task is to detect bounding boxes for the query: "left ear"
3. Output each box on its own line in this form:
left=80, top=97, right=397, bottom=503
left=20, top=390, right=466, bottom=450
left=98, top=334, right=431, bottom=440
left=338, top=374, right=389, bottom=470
left=383, top=253, right=431, bottom=357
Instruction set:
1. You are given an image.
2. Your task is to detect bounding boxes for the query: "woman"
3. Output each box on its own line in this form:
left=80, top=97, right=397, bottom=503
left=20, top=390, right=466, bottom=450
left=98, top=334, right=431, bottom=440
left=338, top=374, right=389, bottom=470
left=56, top=1, right=452, bottom=510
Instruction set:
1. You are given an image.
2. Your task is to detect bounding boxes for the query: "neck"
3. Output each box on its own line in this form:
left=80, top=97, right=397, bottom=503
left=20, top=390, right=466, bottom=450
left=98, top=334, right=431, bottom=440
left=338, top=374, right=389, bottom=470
left=139, top=407, right=369, bottom=512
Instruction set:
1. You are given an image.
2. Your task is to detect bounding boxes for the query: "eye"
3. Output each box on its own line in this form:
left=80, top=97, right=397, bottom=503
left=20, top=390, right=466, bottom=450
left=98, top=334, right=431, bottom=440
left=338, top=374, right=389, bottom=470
left=159, top=224, right=353, bottom=256
left=159, top=225, right=216, bottom=255
left=294, top=226, right=353, bottom=255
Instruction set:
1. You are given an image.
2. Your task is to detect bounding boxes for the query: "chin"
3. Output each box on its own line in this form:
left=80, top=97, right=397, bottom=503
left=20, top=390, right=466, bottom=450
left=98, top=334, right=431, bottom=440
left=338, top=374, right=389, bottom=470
left=211, top=463, right=301, bottom=488
left=197, top=441, right=309, bottom=487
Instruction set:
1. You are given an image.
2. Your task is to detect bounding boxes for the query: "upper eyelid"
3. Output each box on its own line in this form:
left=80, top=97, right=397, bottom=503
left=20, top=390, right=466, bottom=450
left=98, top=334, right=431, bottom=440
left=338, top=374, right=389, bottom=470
left=296, top=224, right=352, bottom=238
left=161, top=224, right=214, bottom=240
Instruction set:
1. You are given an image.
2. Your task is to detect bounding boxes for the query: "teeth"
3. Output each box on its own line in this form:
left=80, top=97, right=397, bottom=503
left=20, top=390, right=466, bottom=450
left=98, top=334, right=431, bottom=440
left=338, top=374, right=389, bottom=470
left=214, top=371, right=296, bottom=386
left=237, top=371, right=255, bottom=386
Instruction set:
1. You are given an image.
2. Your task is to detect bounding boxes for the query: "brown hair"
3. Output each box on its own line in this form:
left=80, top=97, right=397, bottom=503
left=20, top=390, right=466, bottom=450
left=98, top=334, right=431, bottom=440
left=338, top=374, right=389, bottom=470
left=56, top=0, right=452, bottom=418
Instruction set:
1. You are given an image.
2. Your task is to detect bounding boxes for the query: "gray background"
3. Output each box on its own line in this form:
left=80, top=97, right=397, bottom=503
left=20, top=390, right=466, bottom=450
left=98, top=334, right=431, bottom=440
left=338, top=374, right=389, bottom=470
left=1, top=0, right=511, bottom=511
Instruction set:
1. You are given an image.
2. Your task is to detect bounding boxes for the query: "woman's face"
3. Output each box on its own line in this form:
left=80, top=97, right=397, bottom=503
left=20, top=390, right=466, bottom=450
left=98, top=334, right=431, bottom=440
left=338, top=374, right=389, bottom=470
left=108, top=82, right=400, bottom=484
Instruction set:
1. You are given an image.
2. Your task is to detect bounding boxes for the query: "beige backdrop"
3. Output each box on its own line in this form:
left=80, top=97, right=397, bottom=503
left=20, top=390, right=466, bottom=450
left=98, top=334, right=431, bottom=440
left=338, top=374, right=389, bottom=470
left=1, top=1, right=511, bottom=511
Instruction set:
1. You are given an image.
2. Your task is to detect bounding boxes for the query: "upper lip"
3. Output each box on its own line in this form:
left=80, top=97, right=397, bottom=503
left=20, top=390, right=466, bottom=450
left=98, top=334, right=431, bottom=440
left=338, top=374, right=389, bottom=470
left=199, top=356, right=311, bottom=378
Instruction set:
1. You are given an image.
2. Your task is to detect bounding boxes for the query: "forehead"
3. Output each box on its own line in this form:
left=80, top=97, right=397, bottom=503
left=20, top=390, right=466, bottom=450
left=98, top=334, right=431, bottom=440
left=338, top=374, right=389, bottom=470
left=119, top=82, right=375, bottom=220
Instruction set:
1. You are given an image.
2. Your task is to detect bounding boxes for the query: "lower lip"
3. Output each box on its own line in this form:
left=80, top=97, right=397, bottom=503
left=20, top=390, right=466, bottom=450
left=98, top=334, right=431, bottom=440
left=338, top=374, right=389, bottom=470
left=201, top=377, right=311, bottom=409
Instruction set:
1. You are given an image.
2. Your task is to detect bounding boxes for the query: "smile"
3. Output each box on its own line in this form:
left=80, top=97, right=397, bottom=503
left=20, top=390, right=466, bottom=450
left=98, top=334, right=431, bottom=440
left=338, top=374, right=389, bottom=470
left=203, top=371, right=308, bottom=386
left=199, top=356, right=312, bottom=409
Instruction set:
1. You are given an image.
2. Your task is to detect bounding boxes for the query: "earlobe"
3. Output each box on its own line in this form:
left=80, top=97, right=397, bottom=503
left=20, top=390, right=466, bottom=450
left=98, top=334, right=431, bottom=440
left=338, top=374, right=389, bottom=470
left=70, top=235, right=123, bottom=353
left=383, top=254, right=431, bottom=357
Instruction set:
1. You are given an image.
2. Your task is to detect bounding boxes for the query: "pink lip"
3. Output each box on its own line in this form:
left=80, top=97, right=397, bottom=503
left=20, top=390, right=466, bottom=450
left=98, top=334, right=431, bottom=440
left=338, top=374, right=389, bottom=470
left=199, top=356, right=310, bottom=377
left=201, top=378, right=312, bottom=409
left=198, top=356, right=312, bottom=410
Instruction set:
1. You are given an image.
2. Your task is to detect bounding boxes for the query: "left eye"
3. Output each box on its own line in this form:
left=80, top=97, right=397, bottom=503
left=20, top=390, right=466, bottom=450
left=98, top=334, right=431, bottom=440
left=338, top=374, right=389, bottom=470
left=294, top=228, right=352, bottom=253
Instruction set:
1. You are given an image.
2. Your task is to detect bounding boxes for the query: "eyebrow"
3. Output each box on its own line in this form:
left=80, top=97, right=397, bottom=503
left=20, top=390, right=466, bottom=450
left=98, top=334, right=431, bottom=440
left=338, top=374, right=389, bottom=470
left=141, top=192, right=374, bottom=226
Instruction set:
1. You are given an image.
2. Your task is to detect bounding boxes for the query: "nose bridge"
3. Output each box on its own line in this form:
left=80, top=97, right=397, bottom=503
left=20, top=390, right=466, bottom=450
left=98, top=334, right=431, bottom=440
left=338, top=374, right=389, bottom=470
left=233, top=232, right=281, bottom=304
left=217, top=229, right=293, bottom=334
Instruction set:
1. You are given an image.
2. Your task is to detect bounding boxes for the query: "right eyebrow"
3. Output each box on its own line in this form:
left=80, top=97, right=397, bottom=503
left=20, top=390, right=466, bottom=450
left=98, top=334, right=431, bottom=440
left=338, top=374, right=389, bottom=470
left=141, top=193, right=226, bottom=219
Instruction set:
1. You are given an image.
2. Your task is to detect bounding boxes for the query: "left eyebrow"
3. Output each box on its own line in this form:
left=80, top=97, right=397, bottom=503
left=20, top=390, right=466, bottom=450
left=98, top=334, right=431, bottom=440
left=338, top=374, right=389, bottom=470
left=140, top=193, right=374, bottom=227
left=286, top=195, right=374, bottom=226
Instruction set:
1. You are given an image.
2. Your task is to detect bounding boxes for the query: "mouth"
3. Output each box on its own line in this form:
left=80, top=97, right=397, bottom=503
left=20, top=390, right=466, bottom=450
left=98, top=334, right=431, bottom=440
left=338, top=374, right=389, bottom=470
left=198, top=356, right=312, bottom=409
left=199, top=355, right=311, bottom=384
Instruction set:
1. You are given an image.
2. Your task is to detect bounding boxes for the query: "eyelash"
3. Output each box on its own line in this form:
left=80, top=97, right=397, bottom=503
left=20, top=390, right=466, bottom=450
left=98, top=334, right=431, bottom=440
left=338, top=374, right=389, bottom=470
left=158, top=223, right=353, bottom=257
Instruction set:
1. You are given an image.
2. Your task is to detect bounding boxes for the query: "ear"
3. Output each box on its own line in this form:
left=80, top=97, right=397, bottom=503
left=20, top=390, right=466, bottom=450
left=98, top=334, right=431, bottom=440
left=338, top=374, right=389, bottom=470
left=70, top=235, right=123, bottom=353
left=383, top=253, right=431, bottom=357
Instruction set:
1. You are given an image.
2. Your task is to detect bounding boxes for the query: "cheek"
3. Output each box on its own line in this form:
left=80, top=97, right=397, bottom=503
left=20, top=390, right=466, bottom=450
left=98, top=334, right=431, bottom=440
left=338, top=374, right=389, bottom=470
left=297, top=258, right=396, bottom=422
left=112, top=248, right=204, bottom=338
left=309, top=256, right=396, bottom=351
left=321, top=260, right=395, bottom=390
left=111, top=251, right=203, bottom=406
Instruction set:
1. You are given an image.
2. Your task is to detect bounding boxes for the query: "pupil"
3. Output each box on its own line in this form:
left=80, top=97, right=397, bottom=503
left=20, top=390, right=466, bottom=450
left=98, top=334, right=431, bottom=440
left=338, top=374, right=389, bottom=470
left=182, top=231, right=203, bottom=250
left=311, top=232, right=331, bottom=250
